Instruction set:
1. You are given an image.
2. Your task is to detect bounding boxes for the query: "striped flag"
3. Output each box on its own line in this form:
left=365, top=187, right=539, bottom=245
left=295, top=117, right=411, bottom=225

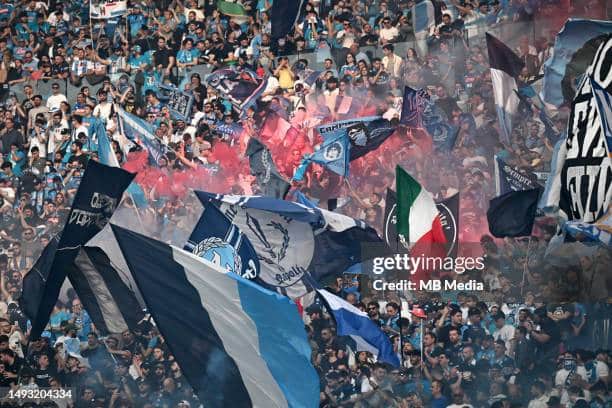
left=317, top=289, right=399, bottom=367
left=67, top=246, right=144, bottom=334
left=486, top=33, right=524, bottom=144
left=111, top=224, right=320, bottom=408
left=395, top=165, right=446, bottom=247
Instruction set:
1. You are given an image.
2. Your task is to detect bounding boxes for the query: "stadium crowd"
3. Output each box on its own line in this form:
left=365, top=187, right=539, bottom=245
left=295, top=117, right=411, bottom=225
left=0, top=0, right=610, bottom=407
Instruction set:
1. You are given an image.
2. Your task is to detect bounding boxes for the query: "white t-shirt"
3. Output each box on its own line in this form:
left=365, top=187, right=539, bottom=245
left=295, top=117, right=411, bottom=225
left=379, top=26, right=399, bottom=42
left=46, top=93, right=67, bottom=111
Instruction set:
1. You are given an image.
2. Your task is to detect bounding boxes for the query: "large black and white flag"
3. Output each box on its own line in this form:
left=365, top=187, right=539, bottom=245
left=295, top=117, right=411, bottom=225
left=19, top=161, right=135, bottom=339
left=540, top=35, right=612, bottom=224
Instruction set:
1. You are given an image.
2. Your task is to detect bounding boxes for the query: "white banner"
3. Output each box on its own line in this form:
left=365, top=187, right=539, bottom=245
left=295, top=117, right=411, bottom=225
left=90, top=0, right=127, bottom=19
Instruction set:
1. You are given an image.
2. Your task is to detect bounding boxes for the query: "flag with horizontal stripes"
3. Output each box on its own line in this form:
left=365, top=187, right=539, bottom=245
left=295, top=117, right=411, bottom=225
left=111, top=224, right=319, bottom=408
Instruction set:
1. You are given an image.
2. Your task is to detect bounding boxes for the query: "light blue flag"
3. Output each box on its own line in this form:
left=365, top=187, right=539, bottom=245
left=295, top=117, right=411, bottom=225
left=309, top=131, right=350, bottom=177
left=542, top=19, right=612, bottom=106
left=116, top=107, right=166, bottom=165
left=111, top=225, right=320, bottom=408
left=292, top=132, right=350, bottom=181
left=292, top=190, right=319, bottom=208
left=564, top=210, right=612, bottom=247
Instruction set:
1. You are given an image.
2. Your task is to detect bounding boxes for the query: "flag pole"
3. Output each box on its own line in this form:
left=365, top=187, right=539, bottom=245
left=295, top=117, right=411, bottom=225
left=420, top=319, right=424, bottom=372
left=520, top=236, right=532, bottom=296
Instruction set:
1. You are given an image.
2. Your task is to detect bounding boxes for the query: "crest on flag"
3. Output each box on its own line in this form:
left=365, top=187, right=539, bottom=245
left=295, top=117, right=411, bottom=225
left=347, top=123, right=370, bottom=147
left=184, top=203, right=260, bottom=280
left=384, top=189, right=459, bottom=257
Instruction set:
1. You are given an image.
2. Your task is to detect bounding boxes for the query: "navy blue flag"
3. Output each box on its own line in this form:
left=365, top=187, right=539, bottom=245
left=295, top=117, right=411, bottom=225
left=194, top=192, right=384, bottom=299
left=271, top=0, right=308, bottom=40
left=245, top=138, right=291, bottom=199
left=317, top=116, right=396, bottom=161
left=400, top=87, right=428, bottom=128
left=117, top=107, right=166, bottom=165
left=112, top=225, right=320, bottom=408
left=184, top=201, right=260, bottom=280
left=487, top=188, right=542, bottom=238
left=204, top=68, right=266, bottom=114
left=400, top=87, right=458, bottom=151
left=20, top=160, right=135, bottom=339
left=542, top=19, right=612, bottom=106
left=494, top=155, right=541, bottom=196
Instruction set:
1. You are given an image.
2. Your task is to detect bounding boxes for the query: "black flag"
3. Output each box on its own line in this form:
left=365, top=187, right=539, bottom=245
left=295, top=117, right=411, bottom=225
left=487, top=188, right=542, bottom=238
left=19, top=161, right=135, bottom=339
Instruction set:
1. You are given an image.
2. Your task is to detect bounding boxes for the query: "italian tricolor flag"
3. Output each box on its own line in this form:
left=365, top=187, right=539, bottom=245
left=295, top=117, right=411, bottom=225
left=396, top=165, right=446, bottom=246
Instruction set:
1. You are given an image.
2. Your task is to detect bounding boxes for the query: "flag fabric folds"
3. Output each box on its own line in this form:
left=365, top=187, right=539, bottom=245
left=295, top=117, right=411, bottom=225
left=67, top=246, right=144, bottom=335
left=194, top=191, right=383, bottom=299
left=487, top=188, right=542, bottom=238
left=97, top=118, right=148, bottom=208
left=317, top=289, right=400, bottom=367
left=293, top=131, right=350, bottom=181
left=116, top=107, right=166, bottom=165
left=111, top=224, right=319, bottom=408
left=400, top=87, right=428, bottom=128
left=564, top=210, right=612, bottom=246
left=486, top=33, right=524, bottom=144
left=590, top=77, right=612, bottom=155
left=19, top=161, right=135, bottom=339
left=246, top=138, right=291, bottom=199
left=317, top=116, right=396, bottom=161
left=184, top=200, right=260, bottom=280
left=395, top=166, right=446, bottom=247
left=204, top=68, right=266, bottom=114
left=541, top=19, right=612, bottom=107
left=271, top=0, right=307, bottom=40
left=542, top=36, right=612, bottom=225
left=494, top=155, right=541, bottom=196
left=217, top=0, right=247, bottom=17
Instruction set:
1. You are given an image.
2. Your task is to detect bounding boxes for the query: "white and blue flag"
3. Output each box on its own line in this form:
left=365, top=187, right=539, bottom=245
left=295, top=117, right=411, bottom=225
left=317, top=289, right=400, bottom=367
left=194, top=191, right=384, bottom=299
left=111, top=224, right=320, bottom=408
left=184, top=201, right=259, bottom=280
left=486, top=33, right=524, bottom=145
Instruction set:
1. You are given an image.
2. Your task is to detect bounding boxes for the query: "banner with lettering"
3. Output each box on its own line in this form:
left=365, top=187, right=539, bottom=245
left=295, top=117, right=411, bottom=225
left=24, top=160, right=135, bottom=339
left=90, top=0, right=128, bottom=19
left=494, top=155, right=542, bottom=196
left=546, top=36, right=612, bottom=223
